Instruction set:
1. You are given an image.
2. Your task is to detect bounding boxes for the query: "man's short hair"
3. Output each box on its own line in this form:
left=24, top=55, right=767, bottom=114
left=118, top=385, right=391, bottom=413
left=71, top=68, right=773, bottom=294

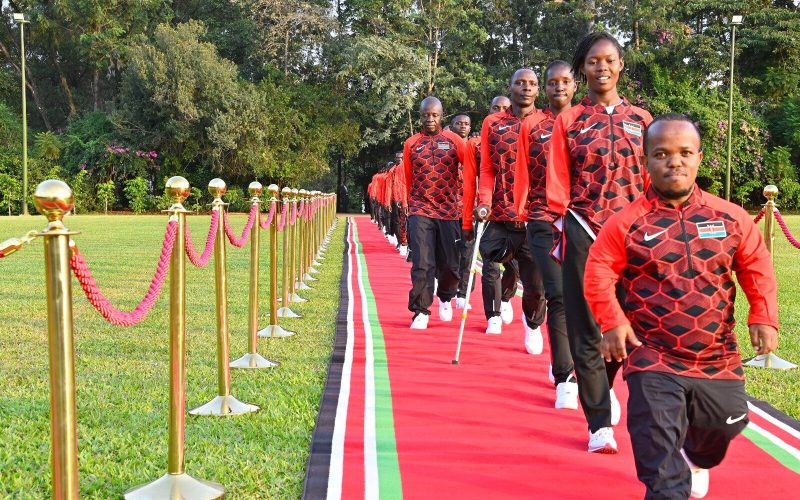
left=643, top=113, right=703, bottom=153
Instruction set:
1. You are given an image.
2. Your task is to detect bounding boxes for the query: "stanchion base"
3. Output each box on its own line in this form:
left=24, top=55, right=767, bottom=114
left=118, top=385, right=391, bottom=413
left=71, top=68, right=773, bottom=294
left=304, top=273, right=319, bottom=281
left=289, top=292, right=308, bottom=303
left=230, top=352, right=279, bottom=369
left=189, top=395, right=260, bottom=416
left=312, top=260, right=322, bottom=267
left=277, top=306, right=301, bottom=318
left=258, top=324, right=296, bottom=338
left=124, top=472, right=225, bottom=500
left=307, top=267, right=319, bottom=274
left=296, top=281, right=314, bottom=290
left=744, top=353, right=798, bottom=370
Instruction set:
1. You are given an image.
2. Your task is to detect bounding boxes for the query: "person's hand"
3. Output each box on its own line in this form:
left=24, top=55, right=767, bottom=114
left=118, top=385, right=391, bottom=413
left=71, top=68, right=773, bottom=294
left=749, top=324, right=778, bottom=355
left=474, top=204, right=490, bottom=222
left=600, top=324, right=641, bottom=363
left=463, top=228, right=475, bottom=242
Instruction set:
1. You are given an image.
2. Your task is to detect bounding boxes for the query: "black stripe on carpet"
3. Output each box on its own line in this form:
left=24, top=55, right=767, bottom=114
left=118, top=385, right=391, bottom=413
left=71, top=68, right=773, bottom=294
left=747, top=395, right=800, bottom=431
left=302, top=220, right=350, bottom=500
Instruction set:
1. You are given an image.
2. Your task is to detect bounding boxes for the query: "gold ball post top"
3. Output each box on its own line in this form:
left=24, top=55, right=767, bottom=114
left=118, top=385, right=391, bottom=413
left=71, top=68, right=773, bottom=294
left=248, top=181, right=263, bottom=200
left=34, top=180, right=74, bottom=222
left=298, top=189, right=308, bottom=201
left=764, top=184, right=779, bottom=201
left=208, top=178, right=227, bottom=201
left=164, top=176, right=190, bottom=213
left=267, top=184, right=280, bottom=202
left=281, top=186, right=292, bottom=202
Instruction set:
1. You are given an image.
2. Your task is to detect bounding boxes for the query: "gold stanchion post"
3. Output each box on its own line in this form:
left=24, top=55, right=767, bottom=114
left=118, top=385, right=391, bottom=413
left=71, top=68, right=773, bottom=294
left=190, top=179, right=262, bottom=413
left=295, top=189, right=313, bottom=291
left=232, top=181, right=281, bottom=364
left=288, top=188, right=307, bottom=303
left=308, top=191, right=321, bottom=273
left=260, top=184, right=295, bottom=337
left=277, top=187, right=301, bottom=318
left=34, top=180, right=79, bottom=500
left=744, top=184, right=797, bottom=371
left=125, top=176, right=225, bottom=499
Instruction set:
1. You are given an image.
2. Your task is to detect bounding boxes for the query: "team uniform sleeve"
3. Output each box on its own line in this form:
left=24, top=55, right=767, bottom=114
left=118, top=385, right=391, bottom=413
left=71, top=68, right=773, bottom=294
left=584, top=211, right=632, bottom=332
left=461, top=138, right=478, bottom=230
left=731, top=210, right=779, bottom=330
left=403, top=138, right=414, bottom=201
left=546, top=113, right=571, bottom=217
left=478, top=119, right=495, bottom=207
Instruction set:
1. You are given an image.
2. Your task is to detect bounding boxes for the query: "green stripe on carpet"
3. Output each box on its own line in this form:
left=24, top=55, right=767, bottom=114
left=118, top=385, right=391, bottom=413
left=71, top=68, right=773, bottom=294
left=742, top=425, right=800, bottom=474
left=353, top=222, right=404, bottom=498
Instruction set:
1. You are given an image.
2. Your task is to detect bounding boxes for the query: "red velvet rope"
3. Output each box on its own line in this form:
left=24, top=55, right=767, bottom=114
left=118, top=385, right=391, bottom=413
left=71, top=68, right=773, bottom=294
left=277, top=203, right=288, bottom=231
left=773, top=209, right=800, bottom=249
left=185, top=209, right=219, bottom=267
left=753, top=207, right=766, bottom=224
left=259, top=202, right=277, bottom=229
left=224, top=203, right=258, bottom=248
left=70, top=221, right=177, bottom=326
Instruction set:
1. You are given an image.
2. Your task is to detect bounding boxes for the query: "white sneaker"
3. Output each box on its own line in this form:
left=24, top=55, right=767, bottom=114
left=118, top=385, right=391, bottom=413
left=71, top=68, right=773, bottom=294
left=610, top=388, right=621, bottom=426
left=523, top=319, right=543, bottom=355
left=500, top=301, right=513, bottom=324
left=439, top=300, right=453, bottom=322
left=399, top=245, right=408, bottom=257
left=555, top=375, right=579, bottom=410
left=388, top=235, right=397, bottom=246
left=588, top=427, right=618, bottom=454
left=548, top=363, right=555, bottom=384
left=681, top=449, right=709, bottom=498
left=455, top=297, right=472, bottom=310
left=485, top=316, right=502, bottom=334
left=410, top=313, right=429, bottom=330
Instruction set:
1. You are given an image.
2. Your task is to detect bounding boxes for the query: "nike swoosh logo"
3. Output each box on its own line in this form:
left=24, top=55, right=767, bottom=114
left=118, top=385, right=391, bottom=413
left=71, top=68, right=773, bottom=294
left=498, top=125, right=511, bottom=131
left=643, top=230, right=667, bottom=242
left=726, top=413, right=747, bottom=425
left=540, top=133, right=552, bottom=139
left=580, top=125, right=596, bottom=134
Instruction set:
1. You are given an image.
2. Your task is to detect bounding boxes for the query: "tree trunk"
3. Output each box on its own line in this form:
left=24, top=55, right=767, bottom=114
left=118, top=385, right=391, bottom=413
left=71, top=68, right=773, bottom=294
left=633, top=0, right=640, bottom=50
left=284, top=29, right=290, bottom=75
left=0, top=40, right=54, bottom=130
left=50, top=35, right=77, bottom=118
left=93, top=68, right=100, bottom=112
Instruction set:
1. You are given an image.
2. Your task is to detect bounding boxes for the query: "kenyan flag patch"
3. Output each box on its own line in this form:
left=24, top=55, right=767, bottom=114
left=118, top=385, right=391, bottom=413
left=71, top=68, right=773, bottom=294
left=696, top=220, right=727, bottom=239
left=623, top=121, right=643, bottom=137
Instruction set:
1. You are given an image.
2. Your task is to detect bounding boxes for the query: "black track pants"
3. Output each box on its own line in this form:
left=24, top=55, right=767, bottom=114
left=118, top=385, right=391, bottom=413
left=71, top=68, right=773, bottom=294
left=408, top=215, right=461, bottom=316
left=527, top=220, right=573, bottom=385
left=478, top=221, right=545, bottom=328
left=627, top=371, right=748, bottom=500
left=563, top=212, right=622, bottom=431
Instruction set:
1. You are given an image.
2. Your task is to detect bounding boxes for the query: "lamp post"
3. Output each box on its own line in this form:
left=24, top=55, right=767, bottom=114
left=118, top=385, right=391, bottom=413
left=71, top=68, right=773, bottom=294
left=724, top=15, right=743, bottom=202
left=13, top=13, right=29, bottom=216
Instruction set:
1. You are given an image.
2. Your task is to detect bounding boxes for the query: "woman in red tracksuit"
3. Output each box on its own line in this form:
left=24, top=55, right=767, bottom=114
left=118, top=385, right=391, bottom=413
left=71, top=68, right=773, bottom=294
left=545, top=32, right=653, bottom=454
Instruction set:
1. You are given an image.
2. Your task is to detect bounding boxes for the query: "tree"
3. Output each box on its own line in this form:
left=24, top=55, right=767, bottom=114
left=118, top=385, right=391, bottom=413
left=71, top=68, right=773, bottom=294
left=0, top=172, right=21, bottom=215
left=97, top=179, right=115, bottom=214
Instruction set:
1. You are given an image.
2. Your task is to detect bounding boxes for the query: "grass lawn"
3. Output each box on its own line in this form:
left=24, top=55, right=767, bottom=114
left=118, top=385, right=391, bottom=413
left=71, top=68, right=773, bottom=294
left=0, top=213, right=343, bottom=498
left=2, top=210, right=800, bottom=497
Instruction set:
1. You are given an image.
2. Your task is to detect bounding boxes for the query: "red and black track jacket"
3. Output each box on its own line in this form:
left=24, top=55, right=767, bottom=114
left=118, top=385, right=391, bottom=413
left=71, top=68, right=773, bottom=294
left=524, top=106, right=556, bottom=223
left=459, top=135, right=481, bottom=230
left=542, top=97, right=653, bottom=234
left=404, top=128, right=475, bottom=223
left=468, top=108, right=545, bottom=224
left=391, top=163, right=407, bottom=208
left=584, top=186, right=778, bottom=380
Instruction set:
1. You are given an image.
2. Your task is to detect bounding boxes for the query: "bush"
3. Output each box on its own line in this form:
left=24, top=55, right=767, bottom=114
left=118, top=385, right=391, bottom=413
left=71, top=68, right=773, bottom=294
left=0, top=173, right=21, bottom=215
left=124, top=177, right=151, bottom=213
left=97, top=180, right=116, bottom=214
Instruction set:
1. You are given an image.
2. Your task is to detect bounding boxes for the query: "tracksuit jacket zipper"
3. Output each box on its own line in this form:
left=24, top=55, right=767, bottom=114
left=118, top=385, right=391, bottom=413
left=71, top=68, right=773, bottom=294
left=678, top=209, right=695, bottom=272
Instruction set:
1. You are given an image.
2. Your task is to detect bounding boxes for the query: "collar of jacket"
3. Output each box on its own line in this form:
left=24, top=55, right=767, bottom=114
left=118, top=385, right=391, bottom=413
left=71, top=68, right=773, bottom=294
left=579, top=96, right=631, bottom=113
left=643, top=184, right=705, bottom=211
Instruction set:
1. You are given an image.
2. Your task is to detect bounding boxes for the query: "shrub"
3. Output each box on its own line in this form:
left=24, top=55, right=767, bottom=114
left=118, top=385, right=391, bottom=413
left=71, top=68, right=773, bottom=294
left=97, top=180, right=116, bottom=214
left=124, top=177, right=151, bottom=213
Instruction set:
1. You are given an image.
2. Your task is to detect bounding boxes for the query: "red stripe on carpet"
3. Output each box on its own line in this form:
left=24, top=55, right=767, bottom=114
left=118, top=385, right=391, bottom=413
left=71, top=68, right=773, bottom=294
left=342, top=222, right=366, bottom=498
left=351, top=216, right=800, bottom=499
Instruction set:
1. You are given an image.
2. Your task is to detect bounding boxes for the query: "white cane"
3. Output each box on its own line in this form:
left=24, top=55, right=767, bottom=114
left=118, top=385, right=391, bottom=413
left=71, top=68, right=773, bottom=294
left=452, top=212, right=488, bottom=365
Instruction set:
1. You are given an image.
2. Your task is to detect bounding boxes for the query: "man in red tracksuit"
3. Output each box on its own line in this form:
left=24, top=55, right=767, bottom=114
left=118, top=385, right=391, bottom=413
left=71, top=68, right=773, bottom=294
left=404, top=96, right=475, bottom=329
left=468, top=68, right=546, bottom=350
left=585, top=114, right=778, bottom=499
left=391, top=152, right=409, bottom=256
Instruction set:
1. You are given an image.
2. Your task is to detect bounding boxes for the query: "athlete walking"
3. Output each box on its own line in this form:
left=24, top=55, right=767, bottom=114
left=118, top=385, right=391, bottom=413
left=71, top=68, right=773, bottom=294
left=404, top=96, right=475, bottom=329
left=585, top=114, right=778, bottom=498
left=542, top=32, right=653, bottom=453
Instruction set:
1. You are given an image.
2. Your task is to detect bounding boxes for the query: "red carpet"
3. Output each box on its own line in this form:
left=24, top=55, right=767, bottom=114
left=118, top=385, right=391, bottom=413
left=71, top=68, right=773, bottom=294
left=304, top=216, right=800, bottom=499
